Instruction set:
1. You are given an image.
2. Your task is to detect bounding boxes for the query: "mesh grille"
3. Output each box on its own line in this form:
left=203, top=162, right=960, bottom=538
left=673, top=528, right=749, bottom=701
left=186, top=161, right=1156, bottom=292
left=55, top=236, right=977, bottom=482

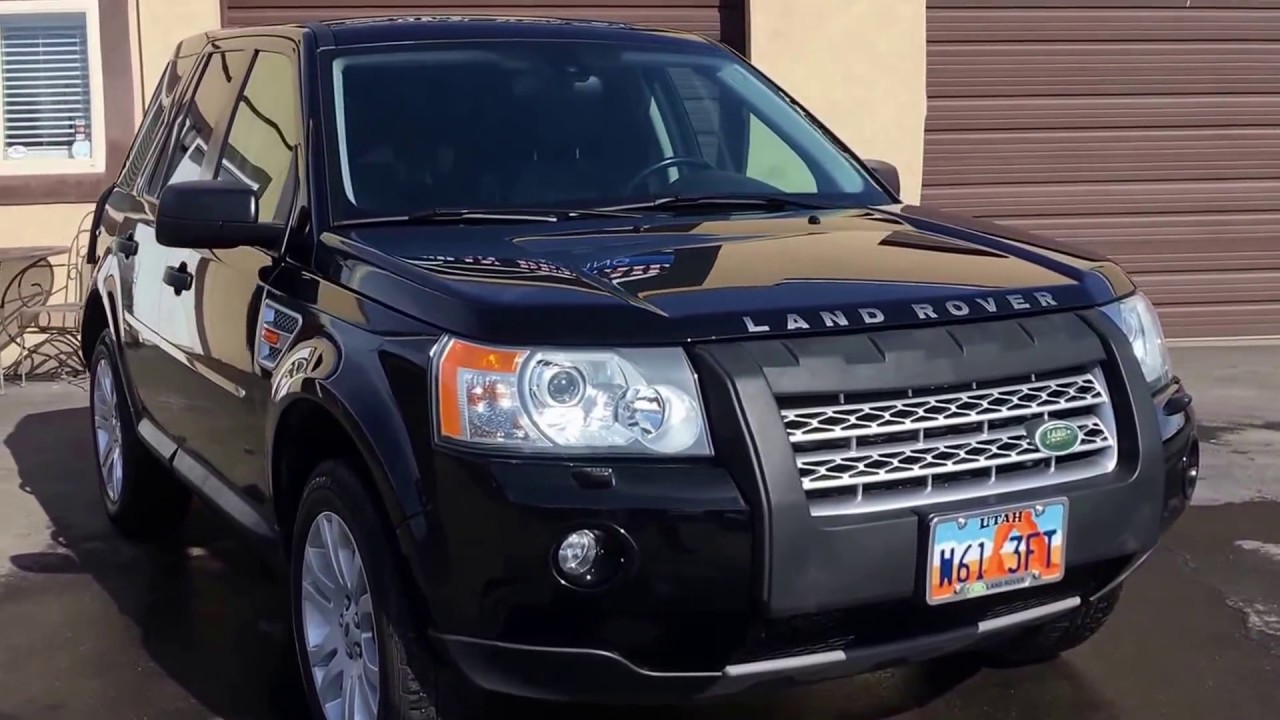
left=780, top=369, right=1117, bottom=514
left=256, top=302, right=301, bottom=371
left=268, top=310, right=300, bottom=335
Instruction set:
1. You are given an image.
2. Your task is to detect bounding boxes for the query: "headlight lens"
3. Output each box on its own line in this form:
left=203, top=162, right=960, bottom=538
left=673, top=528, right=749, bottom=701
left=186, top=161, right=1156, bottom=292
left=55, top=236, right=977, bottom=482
left=433, top=336, right=711, bottom=456
left=1101, top=292, right=1172, bottom=390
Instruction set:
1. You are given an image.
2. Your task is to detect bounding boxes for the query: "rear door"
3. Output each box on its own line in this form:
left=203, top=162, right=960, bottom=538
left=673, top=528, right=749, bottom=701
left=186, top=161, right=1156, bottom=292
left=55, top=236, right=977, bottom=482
left=99, top=50, right=202, bottom=430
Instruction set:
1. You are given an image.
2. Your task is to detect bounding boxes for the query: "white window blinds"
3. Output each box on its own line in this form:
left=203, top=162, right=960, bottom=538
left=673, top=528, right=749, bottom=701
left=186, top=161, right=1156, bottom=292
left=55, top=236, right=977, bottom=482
left=1, top=13, right=92, bottom=161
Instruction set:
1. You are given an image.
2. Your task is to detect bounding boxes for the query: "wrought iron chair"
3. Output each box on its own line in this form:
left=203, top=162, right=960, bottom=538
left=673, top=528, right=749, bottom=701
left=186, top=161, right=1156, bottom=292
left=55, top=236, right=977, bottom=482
left=6, top=210, right=94, bottom=387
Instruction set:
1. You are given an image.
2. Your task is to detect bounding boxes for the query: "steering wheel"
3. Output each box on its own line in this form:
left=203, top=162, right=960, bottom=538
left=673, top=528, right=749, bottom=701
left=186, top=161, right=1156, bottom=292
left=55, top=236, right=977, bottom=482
left=625, top=156, right=716, bottom=194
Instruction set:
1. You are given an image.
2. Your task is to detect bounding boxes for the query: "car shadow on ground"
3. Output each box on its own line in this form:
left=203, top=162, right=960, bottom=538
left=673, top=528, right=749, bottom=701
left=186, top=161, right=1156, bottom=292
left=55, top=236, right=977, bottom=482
left=4, top=404, right=1117, bottom=720
left=5, top=405, right=308, bottom=720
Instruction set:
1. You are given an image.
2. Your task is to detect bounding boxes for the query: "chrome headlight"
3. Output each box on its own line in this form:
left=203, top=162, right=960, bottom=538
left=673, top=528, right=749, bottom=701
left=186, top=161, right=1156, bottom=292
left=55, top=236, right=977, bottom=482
left=432, top=336, right=711, bottom=456
left=1100, top=292, right=1172, bottom=390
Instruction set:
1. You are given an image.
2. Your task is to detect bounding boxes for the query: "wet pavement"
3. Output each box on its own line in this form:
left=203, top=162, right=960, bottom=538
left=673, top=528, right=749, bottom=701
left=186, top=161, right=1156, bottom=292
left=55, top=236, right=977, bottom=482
left=1, top=346, right=1278, bottom=720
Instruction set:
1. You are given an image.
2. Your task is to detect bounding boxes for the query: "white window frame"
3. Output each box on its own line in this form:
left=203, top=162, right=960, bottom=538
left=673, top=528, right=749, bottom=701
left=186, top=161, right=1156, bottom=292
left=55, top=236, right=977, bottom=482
left=0, top=0, right=105, bottom=176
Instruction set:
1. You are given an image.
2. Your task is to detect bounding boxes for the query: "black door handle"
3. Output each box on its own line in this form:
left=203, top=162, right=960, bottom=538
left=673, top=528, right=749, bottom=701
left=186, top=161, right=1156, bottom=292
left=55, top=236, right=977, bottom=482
left=113, top=232, right=138, bottom=258
left=163, top=264, right=193, bottom=294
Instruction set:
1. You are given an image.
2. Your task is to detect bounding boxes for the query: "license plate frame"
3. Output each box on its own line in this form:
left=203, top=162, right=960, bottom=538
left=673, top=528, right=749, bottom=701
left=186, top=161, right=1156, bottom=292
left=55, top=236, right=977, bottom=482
left=925, top=498, right=1069, bottom=606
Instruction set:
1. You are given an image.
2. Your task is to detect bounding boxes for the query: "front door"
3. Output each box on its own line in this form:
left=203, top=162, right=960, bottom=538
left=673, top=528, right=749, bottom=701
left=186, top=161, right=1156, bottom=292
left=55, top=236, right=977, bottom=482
left=150, top=46, right=305, bottom=509
left=138, top=48, right=254, bottom=454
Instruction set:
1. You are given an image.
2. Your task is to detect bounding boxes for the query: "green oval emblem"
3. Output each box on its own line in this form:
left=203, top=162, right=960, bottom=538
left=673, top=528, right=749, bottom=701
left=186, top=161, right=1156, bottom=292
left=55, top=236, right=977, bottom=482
left=1032, top=420, right=1082, bottom=456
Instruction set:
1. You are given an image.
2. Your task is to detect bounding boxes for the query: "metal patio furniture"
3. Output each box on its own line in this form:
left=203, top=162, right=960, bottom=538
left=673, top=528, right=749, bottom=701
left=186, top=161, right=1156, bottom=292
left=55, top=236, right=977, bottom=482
left=1, top=210, right=91, bottom=392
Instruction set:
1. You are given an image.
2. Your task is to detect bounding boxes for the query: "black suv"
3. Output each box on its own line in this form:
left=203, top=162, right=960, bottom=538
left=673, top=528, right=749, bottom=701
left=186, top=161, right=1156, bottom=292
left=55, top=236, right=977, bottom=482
left=80, top=15, right=1200, bottom=720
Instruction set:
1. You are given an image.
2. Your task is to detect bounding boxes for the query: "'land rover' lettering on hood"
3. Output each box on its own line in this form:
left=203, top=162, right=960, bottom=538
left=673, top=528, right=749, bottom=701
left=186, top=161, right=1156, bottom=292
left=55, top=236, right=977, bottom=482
left=742, top=289, right=1061, bottom=333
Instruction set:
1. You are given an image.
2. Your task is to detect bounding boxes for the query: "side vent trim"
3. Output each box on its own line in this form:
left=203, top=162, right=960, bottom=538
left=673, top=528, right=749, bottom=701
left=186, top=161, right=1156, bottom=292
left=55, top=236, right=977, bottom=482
left=256, top=299, right=302, bottom=372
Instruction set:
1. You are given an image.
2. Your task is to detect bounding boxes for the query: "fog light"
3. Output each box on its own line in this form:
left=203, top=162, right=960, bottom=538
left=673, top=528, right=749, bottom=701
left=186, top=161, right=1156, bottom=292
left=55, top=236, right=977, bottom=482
left=557, top=530, right=601, bottom=578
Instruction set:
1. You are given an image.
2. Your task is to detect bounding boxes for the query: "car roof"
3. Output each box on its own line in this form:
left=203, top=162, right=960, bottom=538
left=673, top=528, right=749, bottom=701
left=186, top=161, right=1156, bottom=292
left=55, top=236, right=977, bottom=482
left=195, top=14, right=723, bottom=51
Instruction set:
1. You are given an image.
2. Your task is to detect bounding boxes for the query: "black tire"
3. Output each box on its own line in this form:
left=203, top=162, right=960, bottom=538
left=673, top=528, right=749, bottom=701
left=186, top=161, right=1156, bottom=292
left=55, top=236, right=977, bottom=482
left=89, top=333, right=191, bottom=541
left=983, top=585, right=1123, bottom=668
left=290, top=460, right=497, bottom=720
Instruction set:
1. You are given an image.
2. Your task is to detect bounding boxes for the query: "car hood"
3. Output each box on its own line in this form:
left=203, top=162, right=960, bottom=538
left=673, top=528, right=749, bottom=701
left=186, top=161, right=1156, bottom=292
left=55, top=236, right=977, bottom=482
left=322, top=204, right=1134, bottom=346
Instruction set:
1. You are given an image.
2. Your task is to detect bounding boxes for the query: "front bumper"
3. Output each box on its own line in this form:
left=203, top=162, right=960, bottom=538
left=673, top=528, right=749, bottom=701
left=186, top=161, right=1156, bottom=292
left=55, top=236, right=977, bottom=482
left=437, top=597, right=1096, bottom=703
left=434, top=570, right=1135, bottom=703
left=400, top=310, right=1198, bottom=703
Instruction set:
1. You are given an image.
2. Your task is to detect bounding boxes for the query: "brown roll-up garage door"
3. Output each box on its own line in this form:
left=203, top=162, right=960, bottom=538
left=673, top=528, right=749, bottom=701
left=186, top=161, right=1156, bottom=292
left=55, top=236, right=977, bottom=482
left=222, top=1, right=747, bottom=53
left=923, top=0, right=1280, bottom=339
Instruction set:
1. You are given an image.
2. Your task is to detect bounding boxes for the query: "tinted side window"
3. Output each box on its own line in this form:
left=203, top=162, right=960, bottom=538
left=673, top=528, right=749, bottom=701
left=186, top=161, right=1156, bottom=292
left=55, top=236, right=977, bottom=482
left=117, top=72, right=167, bottom=191
left=119, top=52, right=199, bottom=192
left=148, top=50, right=251, bottom=197
left=216, top=51, right=301, bottom=224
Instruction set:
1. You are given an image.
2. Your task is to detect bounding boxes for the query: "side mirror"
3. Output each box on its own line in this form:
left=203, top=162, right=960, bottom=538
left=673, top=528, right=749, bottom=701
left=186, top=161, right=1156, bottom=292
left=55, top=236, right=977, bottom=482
left=864, top=158, right=901, bottom=198
left=156, top=179, right=285, bottom=250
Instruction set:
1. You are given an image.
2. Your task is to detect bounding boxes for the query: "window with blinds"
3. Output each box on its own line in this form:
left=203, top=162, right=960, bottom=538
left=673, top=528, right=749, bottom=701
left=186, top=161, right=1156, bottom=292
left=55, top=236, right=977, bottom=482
left=0, top=12, right=92, bottom=162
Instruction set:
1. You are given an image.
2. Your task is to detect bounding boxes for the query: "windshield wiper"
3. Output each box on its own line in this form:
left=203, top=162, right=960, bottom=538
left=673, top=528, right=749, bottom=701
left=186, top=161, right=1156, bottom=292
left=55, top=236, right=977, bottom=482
left=333, top=207, right=641, bottom=228
left=602, top=195, right=838, bottom=213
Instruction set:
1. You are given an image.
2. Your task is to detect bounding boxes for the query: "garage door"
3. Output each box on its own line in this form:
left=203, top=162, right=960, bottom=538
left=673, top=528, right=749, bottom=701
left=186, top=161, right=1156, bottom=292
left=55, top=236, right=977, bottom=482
left=923, top=0, right=1280, bottom=339
left=222, top=1, right=747, bottom=53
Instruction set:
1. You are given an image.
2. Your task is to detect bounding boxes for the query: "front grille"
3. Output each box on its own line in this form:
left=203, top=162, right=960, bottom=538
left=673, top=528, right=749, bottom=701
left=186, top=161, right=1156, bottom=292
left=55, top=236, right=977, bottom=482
left=780, top=368, right=1118, bottom=515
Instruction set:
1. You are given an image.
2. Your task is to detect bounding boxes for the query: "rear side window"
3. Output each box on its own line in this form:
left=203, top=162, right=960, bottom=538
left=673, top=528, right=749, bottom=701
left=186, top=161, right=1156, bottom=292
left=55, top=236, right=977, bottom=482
left=216, top=51, right=302, bottom=224
left=147, top=50, right=251, bottom=197
left=118, top=51, right=200, bottom=192
left=117, top=72, right=167, bottom=191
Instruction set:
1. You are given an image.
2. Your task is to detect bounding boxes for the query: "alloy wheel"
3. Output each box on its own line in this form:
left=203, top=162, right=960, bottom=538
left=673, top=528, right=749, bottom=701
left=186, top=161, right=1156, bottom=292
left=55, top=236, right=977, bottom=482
left=92, top=358, right=123, bottom=503
left=301, top=511, right=380, bottom=720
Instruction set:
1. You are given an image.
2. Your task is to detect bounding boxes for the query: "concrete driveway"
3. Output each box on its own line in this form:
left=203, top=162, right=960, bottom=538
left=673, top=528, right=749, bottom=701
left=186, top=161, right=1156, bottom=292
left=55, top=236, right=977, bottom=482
left=1, top=346, right=1278, bottom=719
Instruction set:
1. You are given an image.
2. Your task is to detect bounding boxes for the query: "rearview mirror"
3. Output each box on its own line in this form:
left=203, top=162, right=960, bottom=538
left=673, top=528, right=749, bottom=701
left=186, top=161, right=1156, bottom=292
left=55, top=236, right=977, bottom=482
left=864, top=158, right=901, bottom=198
left=156, top=179, right=285, bottom=249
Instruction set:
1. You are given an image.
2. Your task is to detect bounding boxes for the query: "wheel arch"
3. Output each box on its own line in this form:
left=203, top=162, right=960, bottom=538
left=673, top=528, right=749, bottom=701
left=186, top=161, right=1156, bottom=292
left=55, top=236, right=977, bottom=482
left=80, top=260, right=122, bottom=363
left=269, top=388, right=412, bottom=549
left=269, top=383, right=437, bottom=636
left=80, top=288, right=109, bottom=369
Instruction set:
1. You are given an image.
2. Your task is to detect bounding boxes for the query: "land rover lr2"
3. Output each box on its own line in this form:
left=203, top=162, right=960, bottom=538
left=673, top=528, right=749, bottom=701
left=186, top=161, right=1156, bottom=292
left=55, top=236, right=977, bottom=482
left=80, top=15, right=1200, bottom=720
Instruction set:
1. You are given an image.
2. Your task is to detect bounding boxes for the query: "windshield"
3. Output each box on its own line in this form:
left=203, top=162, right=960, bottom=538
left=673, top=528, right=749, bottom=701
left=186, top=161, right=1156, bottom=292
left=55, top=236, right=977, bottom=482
left=321, top=39, right=891, bottom=222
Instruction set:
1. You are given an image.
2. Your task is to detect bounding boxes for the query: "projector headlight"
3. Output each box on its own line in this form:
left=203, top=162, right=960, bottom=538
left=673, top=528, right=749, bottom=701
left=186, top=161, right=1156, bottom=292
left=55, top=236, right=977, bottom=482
left=1100, top=292, right=1173, bottom=391
left=433, top=336, right=711, bottom=456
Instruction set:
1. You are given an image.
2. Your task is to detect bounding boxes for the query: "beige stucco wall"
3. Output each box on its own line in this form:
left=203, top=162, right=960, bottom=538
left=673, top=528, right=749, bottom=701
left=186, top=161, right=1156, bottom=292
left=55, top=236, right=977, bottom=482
left=748, top=0, right=927, bottom=204
left=135, top=0, right=222, bottom=97
left=1, top=0, right=220, bottom=368
left=0, top=0, right=219, bottom=252
left=3, top=0, right=930, bottom=369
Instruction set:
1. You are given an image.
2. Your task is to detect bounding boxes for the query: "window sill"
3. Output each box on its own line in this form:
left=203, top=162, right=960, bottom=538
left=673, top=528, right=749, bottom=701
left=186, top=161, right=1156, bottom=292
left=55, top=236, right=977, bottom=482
left=0, top=161, right=106, bottom=177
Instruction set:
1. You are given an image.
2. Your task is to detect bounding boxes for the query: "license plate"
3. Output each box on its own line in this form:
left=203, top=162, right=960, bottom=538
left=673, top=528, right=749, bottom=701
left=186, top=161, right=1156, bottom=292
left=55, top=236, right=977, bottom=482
left=926, top=499, right=1068, bottom=605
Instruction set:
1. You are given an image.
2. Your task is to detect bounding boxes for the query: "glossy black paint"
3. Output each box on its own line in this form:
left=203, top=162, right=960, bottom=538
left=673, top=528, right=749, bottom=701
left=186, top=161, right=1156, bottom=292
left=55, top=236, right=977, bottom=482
left=156, top=179, right=286, bottom=250
left=77, top=15, right=1195, bottom=706
left=383, top=308, right=1197, bottom=684
left=318, top=203, right=1130, bottom=347
left=406, top=451, right=753, bottom=672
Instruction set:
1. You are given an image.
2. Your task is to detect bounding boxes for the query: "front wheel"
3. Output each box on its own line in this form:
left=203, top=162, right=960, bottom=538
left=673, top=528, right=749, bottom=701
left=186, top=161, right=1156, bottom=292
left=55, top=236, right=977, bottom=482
left=290, top=460, right=496, bottom=720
